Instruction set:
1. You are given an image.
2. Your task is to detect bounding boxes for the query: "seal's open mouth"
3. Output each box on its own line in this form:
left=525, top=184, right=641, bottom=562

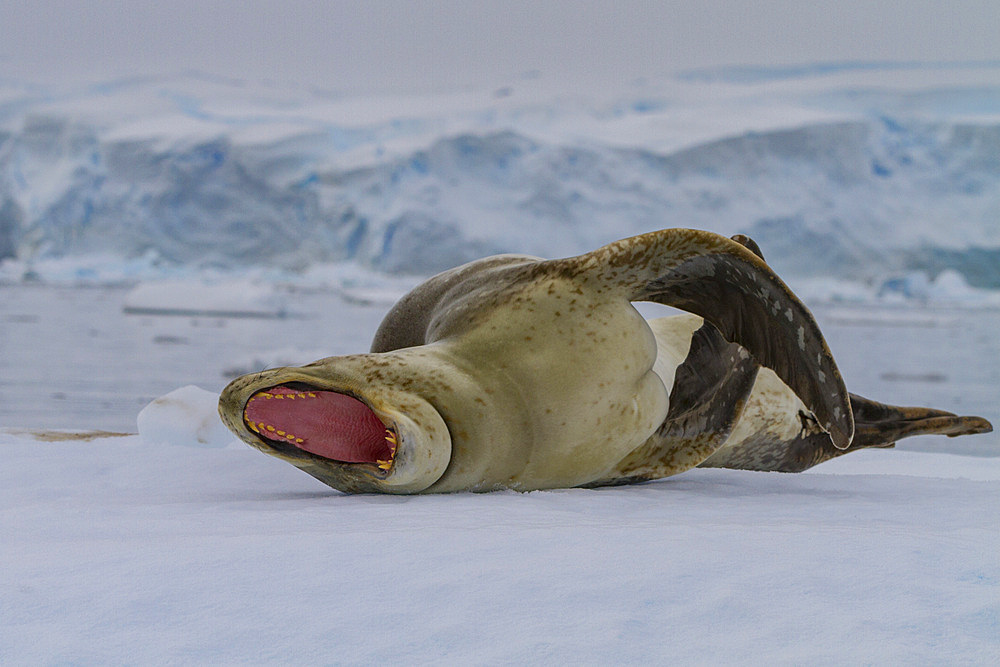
left=243, top=385, right=397, bottom=469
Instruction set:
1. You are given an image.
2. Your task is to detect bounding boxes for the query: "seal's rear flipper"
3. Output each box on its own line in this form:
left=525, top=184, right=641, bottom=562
left=700, top=393, right=993, bottom=473
left=850, top=394, right=993, bottom=445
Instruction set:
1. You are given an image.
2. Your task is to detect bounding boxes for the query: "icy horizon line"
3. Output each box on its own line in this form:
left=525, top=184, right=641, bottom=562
left=2, top=57, right=1000, bottom=95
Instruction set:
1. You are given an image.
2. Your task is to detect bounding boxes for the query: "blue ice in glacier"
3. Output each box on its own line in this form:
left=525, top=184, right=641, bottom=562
left=1, top=67, right=999, bottom=291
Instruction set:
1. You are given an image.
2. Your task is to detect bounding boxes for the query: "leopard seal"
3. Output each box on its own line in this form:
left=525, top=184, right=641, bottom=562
left=218, top=228, right=992, bottom=493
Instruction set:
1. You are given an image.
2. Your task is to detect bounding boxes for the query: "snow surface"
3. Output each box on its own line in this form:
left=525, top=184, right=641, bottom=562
left=2, top=423, right=998, bottom=664
left=2, top=63, right=1000, bottom=295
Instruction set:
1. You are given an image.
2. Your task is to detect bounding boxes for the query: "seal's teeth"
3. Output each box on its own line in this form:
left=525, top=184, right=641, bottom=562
left=377, top=460, right=392, bottom=470
left=245, top=414, right=260, bottom=434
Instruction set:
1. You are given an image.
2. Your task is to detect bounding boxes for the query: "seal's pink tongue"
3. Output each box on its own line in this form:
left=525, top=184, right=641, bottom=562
left=243, top=386, right=392, bottom=463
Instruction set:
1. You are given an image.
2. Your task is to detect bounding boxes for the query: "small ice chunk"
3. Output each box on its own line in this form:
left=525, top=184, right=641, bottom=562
left=137, top=385, right=234, bottom=448
left=123, top=279, right=286, bottom=318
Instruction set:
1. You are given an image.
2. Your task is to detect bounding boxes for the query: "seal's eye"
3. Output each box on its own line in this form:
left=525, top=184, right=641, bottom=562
left=243, top=385, right=397, bottom=467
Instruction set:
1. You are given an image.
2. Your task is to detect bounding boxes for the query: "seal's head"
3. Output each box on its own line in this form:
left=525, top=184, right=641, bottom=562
left=218, top=354, right=452, bottom=494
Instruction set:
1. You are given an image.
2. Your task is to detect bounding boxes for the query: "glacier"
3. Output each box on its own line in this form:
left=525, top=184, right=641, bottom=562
left=1, top=65, right=999, bottom=293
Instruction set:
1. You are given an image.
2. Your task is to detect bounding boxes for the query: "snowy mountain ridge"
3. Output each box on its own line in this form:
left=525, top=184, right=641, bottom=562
left=1, top=66, right=999, bottom=291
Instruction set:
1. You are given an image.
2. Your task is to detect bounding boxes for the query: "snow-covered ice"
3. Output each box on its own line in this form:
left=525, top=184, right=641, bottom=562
left=123, top=279, right=287, bottom=318
left=1, top=425, right=997, bottom=664
left=136, top=385, right=234, bottom=449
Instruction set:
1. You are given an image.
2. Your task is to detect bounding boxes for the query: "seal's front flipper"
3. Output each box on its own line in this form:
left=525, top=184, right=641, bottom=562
left=571, top=228, right=854, bottom=450
left=700, top=392, right=994, bottom=472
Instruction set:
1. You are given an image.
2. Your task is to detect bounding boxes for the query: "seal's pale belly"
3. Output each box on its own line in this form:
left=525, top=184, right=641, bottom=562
left=434, top=277, right=669, bottom=491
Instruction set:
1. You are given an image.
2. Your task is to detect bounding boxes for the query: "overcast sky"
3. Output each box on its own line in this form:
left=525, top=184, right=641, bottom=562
left=2, top=1, right=998, bottom=91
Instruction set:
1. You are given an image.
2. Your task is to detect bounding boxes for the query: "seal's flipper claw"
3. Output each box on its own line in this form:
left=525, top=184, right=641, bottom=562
left=730, top=234, right=766, bottom=262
